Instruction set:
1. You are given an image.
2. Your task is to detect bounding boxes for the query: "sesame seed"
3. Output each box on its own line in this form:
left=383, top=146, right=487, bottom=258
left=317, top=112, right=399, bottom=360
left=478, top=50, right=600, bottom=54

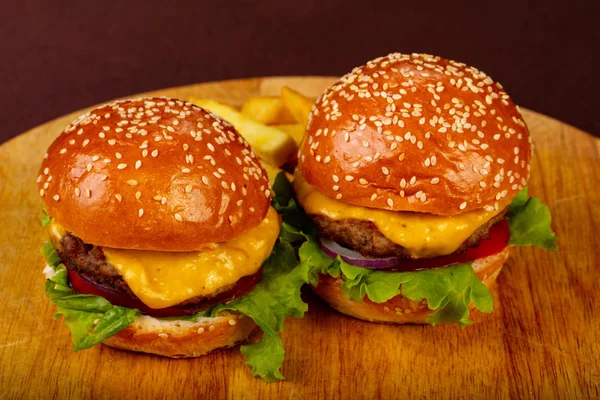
left=158, top=333, right=168, bottom=338
left=138, top=208, right=144, bottom=217
left=151, top=150, right=158, bottom=157
left=345, top=175, right=354, bottom=181
left=459, top=202, right=467, bottom=210
left=135, top=160, right=142, bottom=169
left=115, top=194, right=122, bottom=202
left=197, top=327, right=205, bottom=334
left=117, top=163, right=127, bottom=170
left=74, top=188, right=81, bottom=197
left=387, top=198, right=394, bottom=207
left=127, top=179, right=138, bottom=186
left=185, top=184, right=192, bottom=193
left=135, top=191, right=141, bottom=200
left=209, top=325, right=215, bottom=332
left=382, top=167, right=390, bottom=175
left=431, top=177, right=440, bottom=184
left=53, top=195, right=60, bottom=201
left=85, top=189, right=91, bottom=198
left=228, top=319, right=237, bottom=326
left=174, top=213, right=183, bottom=222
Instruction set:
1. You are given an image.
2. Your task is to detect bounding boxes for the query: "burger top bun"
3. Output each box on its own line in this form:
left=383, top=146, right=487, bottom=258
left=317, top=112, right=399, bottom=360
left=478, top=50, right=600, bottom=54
left=38, top=97, right=271, bottom=251
left=298, top=53, right=532, bottom=216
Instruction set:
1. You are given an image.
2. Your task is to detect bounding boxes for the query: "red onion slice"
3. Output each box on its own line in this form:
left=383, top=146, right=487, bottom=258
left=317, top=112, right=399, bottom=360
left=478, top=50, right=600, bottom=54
left=319, top=237, right=403, bottom=268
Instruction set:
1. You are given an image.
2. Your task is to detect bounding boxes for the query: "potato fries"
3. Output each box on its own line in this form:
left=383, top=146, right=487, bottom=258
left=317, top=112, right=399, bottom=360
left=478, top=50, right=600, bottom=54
left=280, top=87, right=314, bottom=126
left=273, top=124, right=305, bottom=146
left=241, top=96, right=295, bottom=125
left=190, top=98, right=297, bottom=167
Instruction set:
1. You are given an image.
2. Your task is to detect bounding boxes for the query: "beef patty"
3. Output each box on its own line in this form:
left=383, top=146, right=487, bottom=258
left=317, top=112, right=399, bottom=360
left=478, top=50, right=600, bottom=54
left=311, top=207, right=508, bottom=259
left=52, top=233, right=236, bottom=307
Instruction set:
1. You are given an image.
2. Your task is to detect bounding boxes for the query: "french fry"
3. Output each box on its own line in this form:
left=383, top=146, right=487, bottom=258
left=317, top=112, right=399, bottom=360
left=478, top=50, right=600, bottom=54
left=280, top=86, right=315, bottom=126
left=241, top=96, right=296, bottom=125
left=190, top=98, right=297, bottom=167
left=273, top=124, right=305, bottom=146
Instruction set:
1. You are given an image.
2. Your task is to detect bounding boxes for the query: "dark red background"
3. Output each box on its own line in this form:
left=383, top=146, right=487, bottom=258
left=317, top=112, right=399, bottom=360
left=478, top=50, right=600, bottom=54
left=1, top=0, right=598, bottom=144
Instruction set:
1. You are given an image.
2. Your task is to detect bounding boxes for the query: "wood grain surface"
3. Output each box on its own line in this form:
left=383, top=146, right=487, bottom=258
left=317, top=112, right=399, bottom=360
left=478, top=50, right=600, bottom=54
left=0, top=77, right=598, bottom=399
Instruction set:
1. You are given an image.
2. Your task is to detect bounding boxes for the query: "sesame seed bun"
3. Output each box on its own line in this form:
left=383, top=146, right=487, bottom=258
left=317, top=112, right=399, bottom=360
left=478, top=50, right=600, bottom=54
left=37, top=97, right=271, bottom=251
left=298, top=53, right=532, bottom=216
left=102, top=311, right=257, bottom=358
left=312, top=247, right=511, bottom=324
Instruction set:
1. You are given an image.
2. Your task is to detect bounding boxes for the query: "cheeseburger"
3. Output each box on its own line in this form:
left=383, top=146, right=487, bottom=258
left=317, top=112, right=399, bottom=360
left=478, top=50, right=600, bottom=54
left=290, top=53, right=556, bottom=325
left=38, top=97, right=290, bottom=378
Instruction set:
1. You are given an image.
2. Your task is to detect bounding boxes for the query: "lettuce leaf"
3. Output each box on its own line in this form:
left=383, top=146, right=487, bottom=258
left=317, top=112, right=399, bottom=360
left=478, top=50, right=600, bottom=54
left=41, top=242, right=137, bottom=350
left=40, top=208, right=51, bottom=227
left=212, top=228, right=318, bottom=381
left=507, top=187, right=558, bottom=250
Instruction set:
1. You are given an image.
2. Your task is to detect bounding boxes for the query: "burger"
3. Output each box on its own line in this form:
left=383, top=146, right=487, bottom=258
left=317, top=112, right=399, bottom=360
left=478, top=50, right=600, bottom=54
left=278, top=53, right=557, bottom=326
left=38, top=97, right=307, bottom=380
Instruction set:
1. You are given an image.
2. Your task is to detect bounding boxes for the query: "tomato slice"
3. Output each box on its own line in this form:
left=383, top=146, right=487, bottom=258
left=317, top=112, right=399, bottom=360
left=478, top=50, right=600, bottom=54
left=382, top=218, right=510, bottom=272
left=67, top=268, right=262, bottom=318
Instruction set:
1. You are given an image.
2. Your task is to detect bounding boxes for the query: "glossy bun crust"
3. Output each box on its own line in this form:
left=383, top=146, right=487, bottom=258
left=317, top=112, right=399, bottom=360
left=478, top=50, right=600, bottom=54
left=38, top=97, right=271, bottom=251
left=299, top=53, right=532, bottom=216
left=312, top=247, right=511, bottom=324
left=103, top=311, right=257, bottom=358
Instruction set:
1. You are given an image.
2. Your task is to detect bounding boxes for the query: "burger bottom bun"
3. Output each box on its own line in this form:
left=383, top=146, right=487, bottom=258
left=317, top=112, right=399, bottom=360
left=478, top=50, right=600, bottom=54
left=312, top=247, right=512, bottom=324
left=102, top=311, right=257, bottom=358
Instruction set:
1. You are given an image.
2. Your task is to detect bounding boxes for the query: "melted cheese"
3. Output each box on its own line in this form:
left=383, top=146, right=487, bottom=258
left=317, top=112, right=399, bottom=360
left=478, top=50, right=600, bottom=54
left=293, top=174, right=507, bottom=258
left=49, top=207, right=280, bottom=309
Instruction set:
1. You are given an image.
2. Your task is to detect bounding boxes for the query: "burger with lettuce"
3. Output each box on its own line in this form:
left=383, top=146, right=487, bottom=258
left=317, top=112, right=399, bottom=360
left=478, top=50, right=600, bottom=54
left=38, top=97, right=314, bottom=381
left=275, top=53, right=557, bottom=327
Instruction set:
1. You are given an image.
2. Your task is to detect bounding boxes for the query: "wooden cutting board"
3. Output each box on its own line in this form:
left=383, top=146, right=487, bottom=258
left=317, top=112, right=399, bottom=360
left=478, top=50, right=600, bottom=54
left=0, top=77, right=598, bottom=399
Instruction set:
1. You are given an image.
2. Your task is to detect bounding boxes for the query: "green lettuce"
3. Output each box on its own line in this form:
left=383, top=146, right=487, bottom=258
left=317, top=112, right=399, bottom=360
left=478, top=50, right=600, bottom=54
left=41, top=242, right=137, bottom=350
left=270, top=172, right=557, bottom=328
left=507, top=187, right=558, bottom=250
left=40, top=208, right=51, bottom=227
